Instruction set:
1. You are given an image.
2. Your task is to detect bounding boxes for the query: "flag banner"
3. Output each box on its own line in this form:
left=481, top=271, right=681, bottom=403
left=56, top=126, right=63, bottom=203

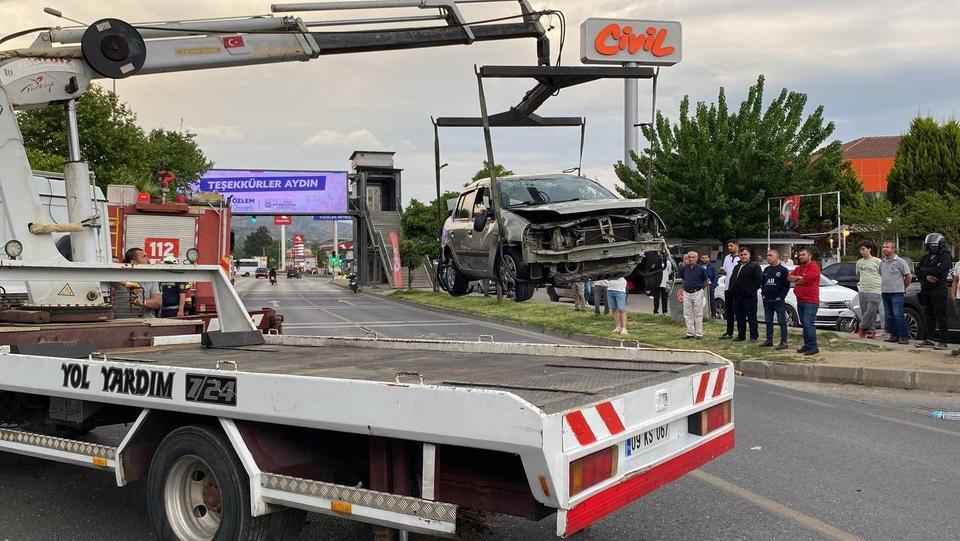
left=780, top=195, right=800, bottom=231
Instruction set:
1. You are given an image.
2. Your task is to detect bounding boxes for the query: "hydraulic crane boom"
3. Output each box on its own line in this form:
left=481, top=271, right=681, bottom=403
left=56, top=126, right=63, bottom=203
left=0, top=0, right=550, bottom=309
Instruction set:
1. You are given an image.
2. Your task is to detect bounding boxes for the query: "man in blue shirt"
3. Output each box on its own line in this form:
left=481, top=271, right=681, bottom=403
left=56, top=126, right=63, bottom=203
left=699, top=254, right=719, bottom=318
left=680, top=251, right=710, bottom=339
left=760, top=249, right=791, bottom=350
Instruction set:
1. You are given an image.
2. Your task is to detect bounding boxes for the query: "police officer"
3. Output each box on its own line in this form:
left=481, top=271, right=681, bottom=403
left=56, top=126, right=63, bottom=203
left=915, top=233, right=952, bottom=350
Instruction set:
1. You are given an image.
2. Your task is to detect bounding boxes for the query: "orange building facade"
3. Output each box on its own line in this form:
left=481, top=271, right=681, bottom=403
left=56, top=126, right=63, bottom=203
left=840, top=135, right=901, bottom=195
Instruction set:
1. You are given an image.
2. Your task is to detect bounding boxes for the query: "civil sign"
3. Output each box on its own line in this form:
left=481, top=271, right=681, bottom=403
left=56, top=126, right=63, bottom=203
left=313, top=215, right=353, bottom=221
left=580, top=18, right=682, bottom=66
left=274, top=215, right=292, bottom=225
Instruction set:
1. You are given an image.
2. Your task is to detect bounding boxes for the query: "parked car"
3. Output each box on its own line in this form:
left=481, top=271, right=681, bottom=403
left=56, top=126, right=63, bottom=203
left=286, top=266, right=302, bottom=279
left=842, top=282, right=960, bottom=342
left=439, top=174, right=666, bottom=302
left=822, top=257, right=917, bottom=291
left=713, top=267, right=857, bottom=328
left=255, top=267, right=268, bottom=278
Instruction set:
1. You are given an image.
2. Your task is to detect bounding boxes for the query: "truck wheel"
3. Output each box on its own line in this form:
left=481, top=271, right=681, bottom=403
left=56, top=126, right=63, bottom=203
left=147, top=425, right=305, bottom=541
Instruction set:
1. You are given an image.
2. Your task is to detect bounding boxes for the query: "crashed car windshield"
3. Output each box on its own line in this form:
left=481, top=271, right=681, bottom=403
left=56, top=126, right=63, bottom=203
left=500, top=176, right=614, bottom=208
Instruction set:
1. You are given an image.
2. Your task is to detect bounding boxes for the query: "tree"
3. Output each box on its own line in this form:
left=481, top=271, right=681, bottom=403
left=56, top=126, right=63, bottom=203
left=399, top=239, right=427, bottom=289
left=16, top=85, right=212, bottom=191
left=470, top=161, right=514, bottom=185
left=242, top=226, right=274, bottom=259
left=144, top=129, right=214, bottom=194
left=899, top=190, right=960, bottom=254
left=886, top=117, right=960, bottom=205
left=840, top=197, right=907, bottom=249
left=616, top=75, right=862, bottom=240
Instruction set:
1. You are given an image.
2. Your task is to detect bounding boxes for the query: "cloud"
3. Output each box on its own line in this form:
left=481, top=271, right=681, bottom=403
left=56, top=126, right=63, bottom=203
left=187, top=125, right=244, bottom=142
left=303, top=129, right=384, bottom=148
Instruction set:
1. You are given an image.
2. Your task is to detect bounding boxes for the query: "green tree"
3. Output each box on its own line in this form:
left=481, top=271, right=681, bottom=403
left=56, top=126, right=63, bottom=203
left=144, top=129, right=214, bottom=194
left=616, top=75, right=861, bottom=240
left=840, top=197, right=906, bottom=250
left=16, top=85, right=212, bottom=191
left=886, top=117, right=960, bottom=205
left=470, top=161, right=514, bottom=185
left=899, top=190, right=960, bottom=253
left=241, top=226, right=274, bottom=259
left=399, top=239, right=427, bottom=289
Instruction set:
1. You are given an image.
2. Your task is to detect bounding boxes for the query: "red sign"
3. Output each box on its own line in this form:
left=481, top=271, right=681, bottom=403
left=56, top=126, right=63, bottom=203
left=389, top=231, right=403, bottom=288
left=780, top=195, right=801, bottom=231
left=580, top=19, right=682, bottom=66
left=274, top=215, right=292, bottom=225
left=144, top=237, right=181, bottom=261
left=293, top=233, right=305, bottom=244
left=222, top=35, right=246, bottom=49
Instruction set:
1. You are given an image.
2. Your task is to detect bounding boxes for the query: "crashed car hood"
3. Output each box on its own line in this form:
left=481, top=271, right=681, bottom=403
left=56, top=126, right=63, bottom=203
left=505, top=198, right=647, bottom=217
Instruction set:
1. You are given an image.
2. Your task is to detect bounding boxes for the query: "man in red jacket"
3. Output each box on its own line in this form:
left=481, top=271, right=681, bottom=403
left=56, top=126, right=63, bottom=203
left=788, top=248, right=821, bottom=355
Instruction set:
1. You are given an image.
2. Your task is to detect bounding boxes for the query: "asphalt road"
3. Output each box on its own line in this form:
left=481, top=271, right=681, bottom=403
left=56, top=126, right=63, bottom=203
left=1, top=276, right=959, bottom=540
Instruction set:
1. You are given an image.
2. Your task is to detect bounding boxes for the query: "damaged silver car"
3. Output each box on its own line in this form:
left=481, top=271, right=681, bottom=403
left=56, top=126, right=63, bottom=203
left=439, top=174, right=667, bottom=302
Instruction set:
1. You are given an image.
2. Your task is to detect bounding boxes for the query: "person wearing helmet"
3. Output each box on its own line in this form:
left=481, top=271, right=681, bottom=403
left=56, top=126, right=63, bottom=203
left=915, top=233, right=953, bottom=350
left=952, top=258, right=960, bottom=356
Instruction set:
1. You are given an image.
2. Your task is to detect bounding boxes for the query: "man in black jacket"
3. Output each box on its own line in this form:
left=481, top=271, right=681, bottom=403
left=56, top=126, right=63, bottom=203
left=915, top=233, right=953, bottom=350
left=760, top=249, right=791, bottom=350
left=730, top=248, right=763, bottom=342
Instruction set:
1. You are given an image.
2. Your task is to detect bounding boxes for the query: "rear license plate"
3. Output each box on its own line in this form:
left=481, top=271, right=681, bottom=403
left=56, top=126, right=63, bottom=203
left=624, top=423, right=669, bottom=457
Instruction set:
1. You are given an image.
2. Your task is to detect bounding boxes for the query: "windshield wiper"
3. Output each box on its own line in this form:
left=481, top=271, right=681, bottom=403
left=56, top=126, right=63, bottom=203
left=506, top=200, right=547, bottom=208
left=549, top=198, right=581, bottom=204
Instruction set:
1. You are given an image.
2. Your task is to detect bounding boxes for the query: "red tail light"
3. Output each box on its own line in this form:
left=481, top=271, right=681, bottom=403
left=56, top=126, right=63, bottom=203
left=688, top=400, right=732, bottom=436
left=569, top=447, right=617, bottom=496
left=137, top=192, right=150, bottom=202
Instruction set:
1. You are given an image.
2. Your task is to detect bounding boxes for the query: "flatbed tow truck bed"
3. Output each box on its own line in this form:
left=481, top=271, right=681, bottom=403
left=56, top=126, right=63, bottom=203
left=0, top=332, right=735, bottom=539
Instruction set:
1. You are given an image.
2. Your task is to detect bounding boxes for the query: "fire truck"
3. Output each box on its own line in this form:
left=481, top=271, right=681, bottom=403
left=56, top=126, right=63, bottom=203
left=0, top=2, right=734, bottom=540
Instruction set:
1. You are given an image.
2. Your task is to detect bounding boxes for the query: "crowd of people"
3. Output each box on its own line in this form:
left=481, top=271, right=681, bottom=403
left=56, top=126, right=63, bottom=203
left=580, top=233, right=959, bottom=357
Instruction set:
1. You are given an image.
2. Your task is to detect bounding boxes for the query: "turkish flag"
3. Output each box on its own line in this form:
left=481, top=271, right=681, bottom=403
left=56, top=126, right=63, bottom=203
left=222, top=35, right=246, bottom=49
left=780, top=195, right=801, bottom=231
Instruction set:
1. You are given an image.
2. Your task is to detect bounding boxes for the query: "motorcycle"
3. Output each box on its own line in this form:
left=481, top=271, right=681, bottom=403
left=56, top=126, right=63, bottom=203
left=347, top=273, right=359, bottom=293
left=269, top=275, right=277, bottom=286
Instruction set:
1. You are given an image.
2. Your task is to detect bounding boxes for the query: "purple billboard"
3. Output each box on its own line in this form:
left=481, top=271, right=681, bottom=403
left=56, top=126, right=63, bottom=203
left=196, top=169, right=349, bottom=215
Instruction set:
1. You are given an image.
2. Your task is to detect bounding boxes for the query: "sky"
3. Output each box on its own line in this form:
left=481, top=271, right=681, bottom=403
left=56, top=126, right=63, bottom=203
left=2, top=0, right=959, bottom=206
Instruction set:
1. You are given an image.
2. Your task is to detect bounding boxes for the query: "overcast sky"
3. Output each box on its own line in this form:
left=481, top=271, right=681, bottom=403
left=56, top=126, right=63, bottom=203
left=2, top=0, right=959, bottom=204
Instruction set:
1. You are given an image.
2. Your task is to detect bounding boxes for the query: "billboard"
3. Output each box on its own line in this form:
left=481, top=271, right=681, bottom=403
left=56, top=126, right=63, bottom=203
left=196, top=169, right=348, bottom=215
left=580, top=19, right=682, bottom=66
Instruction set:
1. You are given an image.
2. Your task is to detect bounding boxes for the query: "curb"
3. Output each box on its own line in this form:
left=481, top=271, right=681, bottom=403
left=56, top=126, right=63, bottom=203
left=737, top=360, right=960, bottom=393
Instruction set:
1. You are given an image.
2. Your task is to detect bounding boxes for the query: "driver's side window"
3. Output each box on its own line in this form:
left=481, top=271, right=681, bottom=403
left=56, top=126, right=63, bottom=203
left=473, top=187, right=491, bottom=216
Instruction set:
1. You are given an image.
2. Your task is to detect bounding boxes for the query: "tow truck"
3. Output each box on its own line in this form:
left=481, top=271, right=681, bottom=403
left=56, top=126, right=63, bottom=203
left=0, top=2, right=734, bottom=539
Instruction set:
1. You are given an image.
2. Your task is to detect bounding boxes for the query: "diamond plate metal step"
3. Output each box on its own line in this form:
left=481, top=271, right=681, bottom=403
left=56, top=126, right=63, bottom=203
left=0, top=427, right=117, bottom=469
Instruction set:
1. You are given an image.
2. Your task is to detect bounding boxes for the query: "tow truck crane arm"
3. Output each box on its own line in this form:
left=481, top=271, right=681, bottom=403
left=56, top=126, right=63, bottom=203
left=0, top=0, right=550, bottom=310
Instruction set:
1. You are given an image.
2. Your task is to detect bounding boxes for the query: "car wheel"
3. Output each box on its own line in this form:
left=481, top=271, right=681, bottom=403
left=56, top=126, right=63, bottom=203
left=714, top=298, right=726, bottom=321
left=443, top=259, right=470, bottom=296
left=497, top=248, right=534, bottom=303
left=836, top=316, right=859, bottom=334
left=785, top=306, right=800, bottom=328
left=546, top=286, right=560, bottom=302
left=904, top=306, right=924, bottom=340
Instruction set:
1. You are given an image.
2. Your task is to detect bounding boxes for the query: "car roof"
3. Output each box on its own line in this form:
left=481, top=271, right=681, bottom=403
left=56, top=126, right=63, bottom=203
left=463, top=173, right=588, bottom=190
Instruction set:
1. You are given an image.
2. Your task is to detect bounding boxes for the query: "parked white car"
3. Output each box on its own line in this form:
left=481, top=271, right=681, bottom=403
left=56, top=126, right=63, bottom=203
left=713, top=266, right=857, bottom=328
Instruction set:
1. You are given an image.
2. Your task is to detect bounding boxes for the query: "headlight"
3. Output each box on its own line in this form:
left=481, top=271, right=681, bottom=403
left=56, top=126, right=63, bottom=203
left=4, top=240, right=23, bottom=259
left=844, top=300, right=852, bottom=309
left=819, top=301, right=828, bottom=308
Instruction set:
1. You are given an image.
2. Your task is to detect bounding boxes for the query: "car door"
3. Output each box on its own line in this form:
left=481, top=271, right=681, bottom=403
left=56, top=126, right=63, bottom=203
left=445, top=190, right=475, bottom=273
left=465, top=185, right=498, bottom=276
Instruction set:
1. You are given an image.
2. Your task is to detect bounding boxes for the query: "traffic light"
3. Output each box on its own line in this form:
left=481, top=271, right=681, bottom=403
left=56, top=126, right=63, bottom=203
left=249, top=216, right=257, bottom=223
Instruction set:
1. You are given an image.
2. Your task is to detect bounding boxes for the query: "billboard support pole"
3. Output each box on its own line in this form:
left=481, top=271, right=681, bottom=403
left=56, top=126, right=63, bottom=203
left=334, top=219, right=339, bottom=277
left=281, top=223, right=286, bottom=270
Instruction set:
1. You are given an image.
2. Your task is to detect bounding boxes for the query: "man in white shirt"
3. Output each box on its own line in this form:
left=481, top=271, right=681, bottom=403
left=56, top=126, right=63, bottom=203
left=718, top=240, right=740, bottom=339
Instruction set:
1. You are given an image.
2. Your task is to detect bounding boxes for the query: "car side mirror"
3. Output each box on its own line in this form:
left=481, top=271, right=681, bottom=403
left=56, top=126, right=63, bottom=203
left=473, top=210, right=491, bottom=232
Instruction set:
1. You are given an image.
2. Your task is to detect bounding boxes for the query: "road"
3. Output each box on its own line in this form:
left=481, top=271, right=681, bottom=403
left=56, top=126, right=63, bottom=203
left=1, top=276, right=958, bottom=540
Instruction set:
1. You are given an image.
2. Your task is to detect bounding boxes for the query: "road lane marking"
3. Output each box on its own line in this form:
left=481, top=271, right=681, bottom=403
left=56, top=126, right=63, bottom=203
left=283, top=322, right=471, bottom=329
left=689, top=470, right=864, bottom=541
left=764, top=391, right=960, bottom=439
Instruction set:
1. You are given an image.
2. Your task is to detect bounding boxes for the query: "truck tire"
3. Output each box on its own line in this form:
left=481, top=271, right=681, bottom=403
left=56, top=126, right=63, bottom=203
left=147, top=425, right=305, bottom=541
left=513, top=282, right=536, bottom=303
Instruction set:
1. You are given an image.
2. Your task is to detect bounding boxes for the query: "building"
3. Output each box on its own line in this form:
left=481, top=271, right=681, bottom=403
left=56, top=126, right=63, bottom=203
left=840, top=135, right=902, bottom=196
